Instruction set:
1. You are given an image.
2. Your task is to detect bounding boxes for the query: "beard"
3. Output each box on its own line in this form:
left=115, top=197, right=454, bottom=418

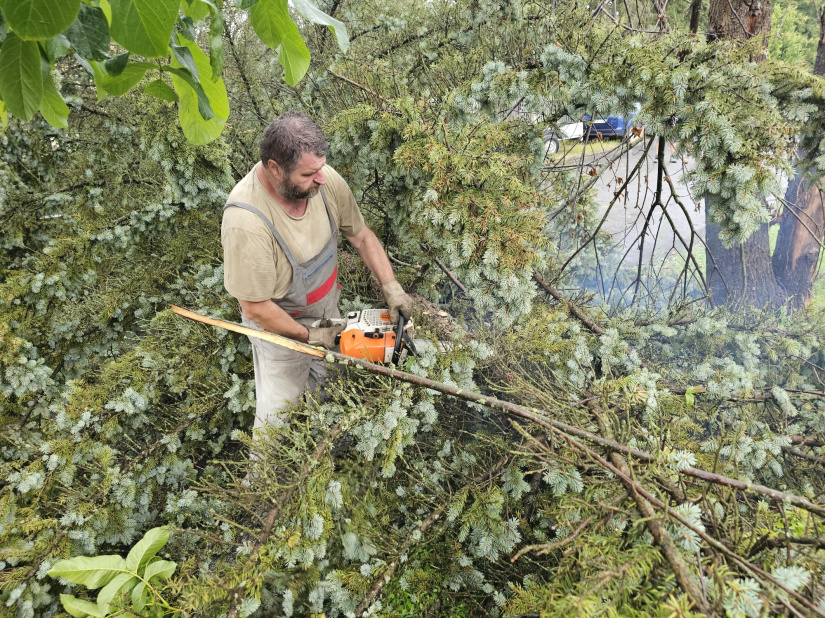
left=277, top=176, right=321, bottom=200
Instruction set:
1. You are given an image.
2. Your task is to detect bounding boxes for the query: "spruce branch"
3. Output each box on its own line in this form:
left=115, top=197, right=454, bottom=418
left=610, top=450, right=712, bottom=614
left=172, top=306, right=825, bottom=518
left=224, top=423, right=344, bottom=618
left=354, top=455, right=512, bottom=615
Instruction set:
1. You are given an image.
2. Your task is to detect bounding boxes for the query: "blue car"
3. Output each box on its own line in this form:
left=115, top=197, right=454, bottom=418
left=583, top=105, right=641, bottom=138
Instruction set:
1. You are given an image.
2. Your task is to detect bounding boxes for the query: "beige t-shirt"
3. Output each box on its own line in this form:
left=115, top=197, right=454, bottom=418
left=222, top=164, right=365, bottom=302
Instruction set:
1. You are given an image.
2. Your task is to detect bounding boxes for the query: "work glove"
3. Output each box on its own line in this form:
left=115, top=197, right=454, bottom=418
left=381, top=279, right=414, bottom=334
left=307, top=319, right=344, bottom=349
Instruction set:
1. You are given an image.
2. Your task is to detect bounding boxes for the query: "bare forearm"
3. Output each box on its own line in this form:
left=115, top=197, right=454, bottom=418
left=239, top=299, right=309, bottom=342
left=350, top=226, right=395, bottom=284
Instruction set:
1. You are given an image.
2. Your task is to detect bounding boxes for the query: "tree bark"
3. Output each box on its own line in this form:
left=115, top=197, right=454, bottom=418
left=815, top=5, right=825, bottom=77
left=707, top=0, right=772, bottom=59
left=706, top=207, right=786, bottom=308
left=772, top=175, right=824, bottom=308
left=772, top=7, right=825, bottom=309
left=705, top=0, right=783, bottom=308
left=689, top=0, right=703, bottom=35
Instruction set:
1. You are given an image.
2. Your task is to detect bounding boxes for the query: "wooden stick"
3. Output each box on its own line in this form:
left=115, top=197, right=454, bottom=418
left=171, top=305, right=325, bottom=358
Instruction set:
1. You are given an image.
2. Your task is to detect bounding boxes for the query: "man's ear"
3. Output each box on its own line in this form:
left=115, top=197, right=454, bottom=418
left=266, top=159, right=283, bottom=179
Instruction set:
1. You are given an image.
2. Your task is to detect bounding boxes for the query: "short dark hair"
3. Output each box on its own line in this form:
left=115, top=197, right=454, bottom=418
left=259, top=111, right=329, bottom=173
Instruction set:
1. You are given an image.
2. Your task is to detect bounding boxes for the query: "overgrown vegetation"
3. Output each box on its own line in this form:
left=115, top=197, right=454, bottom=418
left=2, top=0, right=825, bottom=616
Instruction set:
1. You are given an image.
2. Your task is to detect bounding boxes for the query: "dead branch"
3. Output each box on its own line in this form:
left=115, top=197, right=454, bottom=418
left=533, top=273, right=606, bottom=335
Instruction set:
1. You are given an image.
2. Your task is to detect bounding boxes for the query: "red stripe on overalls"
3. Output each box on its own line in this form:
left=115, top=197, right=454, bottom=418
left=306, top=266, right=338, bottom=305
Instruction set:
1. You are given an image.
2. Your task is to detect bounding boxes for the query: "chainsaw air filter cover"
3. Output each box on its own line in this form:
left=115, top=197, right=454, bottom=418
left=339, top=309, right=398, bottom=363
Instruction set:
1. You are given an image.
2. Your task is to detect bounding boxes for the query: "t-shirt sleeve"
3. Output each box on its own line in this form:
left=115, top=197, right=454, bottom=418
left=324, top=166, right=365, bottom=237
left=222, top=226, right=280, bottom=302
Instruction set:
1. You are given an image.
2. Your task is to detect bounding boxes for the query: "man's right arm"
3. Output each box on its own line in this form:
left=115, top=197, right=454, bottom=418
left=239, top=299, right=309, bottom=342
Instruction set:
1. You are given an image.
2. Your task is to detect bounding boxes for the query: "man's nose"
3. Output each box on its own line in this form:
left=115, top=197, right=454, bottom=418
left=314, top=171, right=326, bottom=185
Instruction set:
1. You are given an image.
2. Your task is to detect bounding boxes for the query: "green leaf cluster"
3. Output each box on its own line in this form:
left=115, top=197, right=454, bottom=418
left=48, top=527, right=177, bottom=617
left=0, top=0, right=348, bottom=141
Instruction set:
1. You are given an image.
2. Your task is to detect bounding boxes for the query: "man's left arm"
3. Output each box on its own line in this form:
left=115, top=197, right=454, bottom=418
left=347, top=225, right=413, bottom=322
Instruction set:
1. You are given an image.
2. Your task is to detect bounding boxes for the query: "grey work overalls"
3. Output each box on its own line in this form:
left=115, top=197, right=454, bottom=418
left=224, top=186, right=341, bottom=432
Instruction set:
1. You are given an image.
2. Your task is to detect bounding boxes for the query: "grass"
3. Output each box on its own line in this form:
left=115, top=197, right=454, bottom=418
left=555, top=138, right=615, bottom=160
left=548, top=134, right=645, bottom=162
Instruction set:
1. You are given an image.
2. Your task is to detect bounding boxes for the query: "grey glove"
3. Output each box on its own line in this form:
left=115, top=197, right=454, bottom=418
left=381, top=280, right=413, bottom=324
left=307, top=320, right=344, bottom=349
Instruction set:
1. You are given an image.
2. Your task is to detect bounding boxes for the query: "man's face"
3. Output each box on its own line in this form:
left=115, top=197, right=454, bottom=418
left=270, top=152, right=326, bottom=200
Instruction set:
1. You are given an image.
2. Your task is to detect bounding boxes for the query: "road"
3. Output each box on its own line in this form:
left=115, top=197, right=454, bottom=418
left=560, top=139, right=789, bottom=304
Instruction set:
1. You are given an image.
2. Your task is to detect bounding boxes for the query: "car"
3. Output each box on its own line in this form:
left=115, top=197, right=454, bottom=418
left=543, top=116, right=585, bottom=155
left=583, top=104, right=642, bottom=138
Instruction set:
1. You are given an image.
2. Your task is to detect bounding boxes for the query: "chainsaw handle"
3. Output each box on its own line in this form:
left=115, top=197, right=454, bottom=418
left=391, top=313, right=406, bottom=365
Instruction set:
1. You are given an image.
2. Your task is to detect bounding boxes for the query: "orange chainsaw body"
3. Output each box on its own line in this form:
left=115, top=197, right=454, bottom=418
left=338, top=309, right=398, bottom=363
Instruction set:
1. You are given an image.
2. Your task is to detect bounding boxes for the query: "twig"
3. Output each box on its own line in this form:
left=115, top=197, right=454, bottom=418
left=610, top=450, right=711, bottom=613
left=433, top=256, right=467, bottom=293
left=533, top=273, right=605, bottom=335
left=784, top=445, right=825, bottom=465
left=326, top=69, right=395, bottom=106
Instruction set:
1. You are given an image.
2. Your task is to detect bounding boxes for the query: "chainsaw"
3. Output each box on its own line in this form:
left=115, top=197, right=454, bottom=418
left=312, top=309, right=417, bottom=364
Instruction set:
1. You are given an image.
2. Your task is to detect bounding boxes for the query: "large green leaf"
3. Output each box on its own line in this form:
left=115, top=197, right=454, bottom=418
left=144, top=79, right=178, bottom=102
left=143, top=559, right=177, bottom=582
left=65, top=5, right=110, bottom=62
left=0, top=34, right=42, bottom=121
left=125, top=526, right=169, bottom=572
left=48, top=555, right=127, bottom=589
left=0, top=0, right=81, bottom=40
left=0, top=99, right=7, bottom=129
left=170, top=43, right=199, bottom=82
left=96, top=572, right=138, bottom=613
left=249, top=0, right=311, bottom=85
left=110, top=0, right=178, bottom=58
left=43, top=34, right=71, bottom=63
left=208, top=5, right=224, bottom=80
left=182, top=0, right=211, bottom=22
left=99, top=0, right=112, bottom=25
left=290, top=0, right=349, bottom=52
left=104, top=51, right=130, bottom=76
left=92, top=60, right=152, bottom=98
left=60, top=594, right=108, bottom=618
left=164, top=66, right=213, bottom=118
left=169, top=35, right=228, bottom=144
left=39, top=71, right=69, bottom=129
left=131, top=581, right=148, bottom=612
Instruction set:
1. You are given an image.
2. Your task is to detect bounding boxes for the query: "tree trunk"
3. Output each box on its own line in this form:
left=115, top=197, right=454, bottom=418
left=689, top=0, right=703, bottom=35
left=707, top=0, right=772, bottom=60
left=771, top=7, right=825, bottom=309
left=772, top=178, right=824, bottom=308
left=815, top=5, right=825, bottom=77
left=706, top=207, right=786, bottom=309
left=705, top=0, right=782, bottom=308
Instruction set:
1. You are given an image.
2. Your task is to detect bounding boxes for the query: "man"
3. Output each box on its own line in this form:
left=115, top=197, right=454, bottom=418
left=221, top=111, right=412, bottom=431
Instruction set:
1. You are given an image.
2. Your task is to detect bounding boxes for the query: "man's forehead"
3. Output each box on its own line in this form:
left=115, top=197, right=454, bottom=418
left=296, top=152, right=326, bottom=172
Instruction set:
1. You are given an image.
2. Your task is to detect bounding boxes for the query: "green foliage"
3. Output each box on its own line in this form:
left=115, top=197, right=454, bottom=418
left=2, top=0, right=825, bottom=616
left=0, top=0, right=349, bottom=140
left=769, top=0, right=821, bottom=68
left=48, top=527, right=177, bottom=617
left=0, top=33, right=41, bottom=121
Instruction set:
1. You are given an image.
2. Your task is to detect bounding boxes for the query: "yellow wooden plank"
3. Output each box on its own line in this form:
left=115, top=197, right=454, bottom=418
left=170, top=305, right=326, bottom=359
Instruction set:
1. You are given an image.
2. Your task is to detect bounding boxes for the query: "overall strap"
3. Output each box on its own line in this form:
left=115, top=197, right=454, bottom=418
left=223, top=201, right=298, bottom=267
left=318, top=186, right=338, bottom=236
